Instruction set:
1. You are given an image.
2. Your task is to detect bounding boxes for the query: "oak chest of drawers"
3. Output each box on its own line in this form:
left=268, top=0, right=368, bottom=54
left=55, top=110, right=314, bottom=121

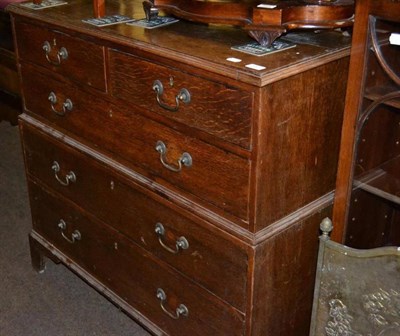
left=9, top=1, right=350, bottom=334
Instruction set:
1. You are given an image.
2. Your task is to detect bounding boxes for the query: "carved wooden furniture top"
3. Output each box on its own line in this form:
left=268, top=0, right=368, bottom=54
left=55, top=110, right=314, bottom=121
left=148, top=0, right=355, bottom=45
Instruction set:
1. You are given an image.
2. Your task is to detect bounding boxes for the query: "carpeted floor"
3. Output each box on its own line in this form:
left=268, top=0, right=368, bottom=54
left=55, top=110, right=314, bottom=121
left=0, top=121, right=151, bottom=336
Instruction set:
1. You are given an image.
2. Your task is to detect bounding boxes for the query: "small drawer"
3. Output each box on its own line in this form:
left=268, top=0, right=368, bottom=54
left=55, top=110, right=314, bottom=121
left=21, top=64, right=111, bottom=125
left=29, top=182, right=245, bottom=336
left=21, top=123, right=249, bottom=311
left=20, top=71, right=250, bottom=221
left=14, top=20, right=105, bottom=91
left=109, top=49, right=253, bottom=149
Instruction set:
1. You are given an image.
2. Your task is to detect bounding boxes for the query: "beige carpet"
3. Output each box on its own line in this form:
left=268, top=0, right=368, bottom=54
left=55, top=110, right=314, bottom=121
left=0, top=121, right=151, bottom=336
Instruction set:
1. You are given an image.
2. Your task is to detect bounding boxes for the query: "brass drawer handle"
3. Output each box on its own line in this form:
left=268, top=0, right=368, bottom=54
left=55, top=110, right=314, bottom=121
left=155, top=140, right=192, bottom=172
left=152, top=80, right=191, bottom=112
left=57, top=219, right=81, bottom=244
left=154, top=223, right=189, bottom=254
left=48, top=92, right=73, bottom=116
left=43, top=40, right=68, bottom=65
left=51, top=161, right=76, bottom=186
left=156, top=288, right=189, bottom=319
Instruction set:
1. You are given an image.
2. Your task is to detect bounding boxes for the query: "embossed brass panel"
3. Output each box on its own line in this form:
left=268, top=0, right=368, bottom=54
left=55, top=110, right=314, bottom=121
left=310, top=219, right=400, bottom=336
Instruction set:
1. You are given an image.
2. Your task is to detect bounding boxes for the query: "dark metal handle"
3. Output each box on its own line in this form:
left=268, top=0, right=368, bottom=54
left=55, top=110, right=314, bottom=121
left=152, top=80, right=191, bottom=112
left=155, top=140, right=192, bottom=172
left=156, top=288, right=189, bottom=319
left=43, top=41, right=68, bottom=66
left=57, top=219, right=81, bottom=244
left=154, top=223, right=189, bottom=254
left=48, top=92, right=73, bottom=116
left=51, top=161, right=76, bottom=186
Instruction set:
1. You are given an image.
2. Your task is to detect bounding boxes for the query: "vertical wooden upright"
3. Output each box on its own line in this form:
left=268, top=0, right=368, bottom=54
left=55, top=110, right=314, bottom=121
left=93, top=0, right=105, bottom=18
left=332, top=0, right=400, bottom=244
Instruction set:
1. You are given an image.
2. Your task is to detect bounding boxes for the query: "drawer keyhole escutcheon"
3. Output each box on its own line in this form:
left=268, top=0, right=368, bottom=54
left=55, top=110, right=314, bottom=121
left=154, top=222, right=189, bottom=254
left=42, top=40, right=68, bottom=65
left=156, top=288, right=189, bottom=319
left=51, top=161, right=77, bottom=186
left=48, top=92, right=73, bottom=116
left=155, top=141, right=192, bottom=172
left=152, top=79, right=191, bottom=112
left=57, top=219, right=81, bottom=244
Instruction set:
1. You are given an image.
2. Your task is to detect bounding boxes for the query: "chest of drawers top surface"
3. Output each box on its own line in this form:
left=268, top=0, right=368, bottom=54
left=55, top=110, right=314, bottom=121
left=8, top=0, right=350, bottom=87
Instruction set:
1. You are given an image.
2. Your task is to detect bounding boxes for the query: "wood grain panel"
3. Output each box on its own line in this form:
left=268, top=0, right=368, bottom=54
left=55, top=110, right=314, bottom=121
left=252, top=57, right=348, bottom=231
left=250, top=206, right=331, bottom=336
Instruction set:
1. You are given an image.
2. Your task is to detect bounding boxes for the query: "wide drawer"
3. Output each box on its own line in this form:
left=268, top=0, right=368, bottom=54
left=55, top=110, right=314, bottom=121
left=21, top=67, right=250, bottom=221
left=28, top=181, right=245, bottom=336
left=21, top=122, right=248, bottom=311
left=108, top=49, right=253, bottom=149
left=14, top=20, right=105, bottom=91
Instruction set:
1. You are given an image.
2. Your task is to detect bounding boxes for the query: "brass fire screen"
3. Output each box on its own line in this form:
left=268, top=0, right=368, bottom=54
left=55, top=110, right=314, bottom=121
left=309, top=218, right=400, bottom=336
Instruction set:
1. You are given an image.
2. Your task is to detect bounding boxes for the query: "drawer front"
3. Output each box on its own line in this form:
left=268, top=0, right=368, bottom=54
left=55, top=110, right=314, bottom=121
left=21, top=123, right=248, bottom=311
left=14, top=20, right=105, bottom=91
left=109, top=49, right=253, bottom=149
left=21, top=69, right=250, bottom=221
left=21, top=64, right=111, bottom=127
left=29, top=182, right=245, bottom=336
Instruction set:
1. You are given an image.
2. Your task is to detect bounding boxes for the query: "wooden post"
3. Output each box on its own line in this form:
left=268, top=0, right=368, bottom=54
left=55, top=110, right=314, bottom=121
left=93, top=0, right=105, bottom=18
